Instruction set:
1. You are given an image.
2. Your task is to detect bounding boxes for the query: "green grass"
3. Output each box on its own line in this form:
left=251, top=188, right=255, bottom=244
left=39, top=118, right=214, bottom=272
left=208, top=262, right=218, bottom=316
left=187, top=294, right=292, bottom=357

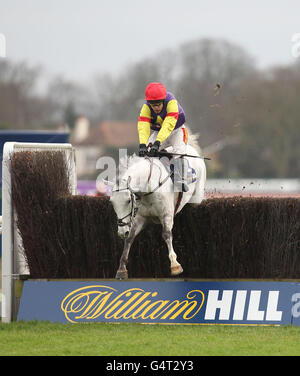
left=1, top=321, right=300, bottom=356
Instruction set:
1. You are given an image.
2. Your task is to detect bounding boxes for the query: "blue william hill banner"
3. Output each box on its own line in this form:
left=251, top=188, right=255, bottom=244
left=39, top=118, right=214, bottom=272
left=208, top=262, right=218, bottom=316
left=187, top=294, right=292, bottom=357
left=17, top=280, right=300, bottom=325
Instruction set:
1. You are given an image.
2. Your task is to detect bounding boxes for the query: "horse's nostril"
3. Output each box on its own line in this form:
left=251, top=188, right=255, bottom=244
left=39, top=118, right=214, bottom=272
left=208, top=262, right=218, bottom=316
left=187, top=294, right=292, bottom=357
left=125, top=231, right=129, bottom=238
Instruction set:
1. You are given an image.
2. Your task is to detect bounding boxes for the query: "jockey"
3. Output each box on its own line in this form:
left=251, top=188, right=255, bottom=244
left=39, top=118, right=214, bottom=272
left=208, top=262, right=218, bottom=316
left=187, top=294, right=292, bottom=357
left=137, top=82, right=189, bottom=192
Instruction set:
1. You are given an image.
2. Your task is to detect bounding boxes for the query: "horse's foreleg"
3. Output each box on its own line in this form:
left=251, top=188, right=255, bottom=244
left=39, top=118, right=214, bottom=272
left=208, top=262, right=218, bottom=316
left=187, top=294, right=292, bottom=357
left=161, top=215, right=183, bottom=276
left=115, top=217, right=146, bottom=279
left=115, top=241, right=131, bottom=279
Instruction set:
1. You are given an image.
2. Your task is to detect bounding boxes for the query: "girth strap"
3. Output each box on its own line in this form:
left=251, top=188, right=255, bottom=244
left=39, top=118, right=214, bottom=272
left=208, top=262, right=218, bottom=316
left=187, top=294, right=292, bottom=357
left=174, top=192, right=183, bottom=214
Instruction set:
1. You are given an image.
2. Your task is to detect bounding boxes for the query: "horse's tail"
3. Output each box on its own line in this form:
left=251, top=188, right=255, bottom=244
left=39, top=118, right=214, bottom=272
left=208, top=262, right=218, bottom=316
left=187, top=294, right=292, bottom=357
left=185, top=125, right=201, bottom=155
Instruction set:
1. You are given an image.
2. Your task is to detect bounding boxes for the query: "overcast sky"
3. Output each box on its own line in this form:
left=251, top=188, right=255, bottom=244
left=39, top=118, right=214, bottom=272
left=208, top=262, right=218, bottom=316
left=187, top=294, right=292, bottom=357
left=1, top=0, right=299, bottom=83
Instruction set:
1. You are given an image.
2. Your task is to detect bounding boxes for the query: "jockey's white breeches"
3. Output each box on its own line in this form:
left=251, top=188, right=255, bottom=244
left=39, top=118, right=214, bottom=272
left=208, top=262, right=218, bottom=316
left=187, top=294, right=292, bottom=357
left=148, top=125, right=188, bottom=156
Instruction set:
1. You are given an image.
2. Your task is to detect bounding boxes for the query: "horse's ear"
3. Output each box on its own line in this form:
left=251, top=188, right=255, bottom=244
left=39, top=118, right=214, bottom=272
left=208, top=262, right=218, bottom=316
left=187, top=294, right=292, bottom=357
left=102, top=179, right=114, bottom=187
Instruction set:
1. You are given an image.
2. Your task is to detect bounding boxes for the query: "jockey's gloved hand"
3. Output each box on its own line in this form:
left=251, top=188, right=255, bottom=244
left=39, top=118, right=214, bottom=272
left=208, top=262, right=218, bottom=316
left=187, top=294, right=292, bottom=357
left=149, top=140, right=160, bottom=157
left=139, top=143, right=147, bottom=157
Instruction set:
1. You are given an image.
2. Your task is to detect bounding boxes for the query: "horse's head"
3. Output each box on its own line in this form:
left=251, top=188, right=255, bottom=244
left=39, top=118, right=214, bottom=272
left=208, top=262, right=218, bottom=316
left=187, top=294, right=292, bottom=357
left=103, top=155, right=150, bottom=239
left=108, top=177, right=138, bottom=239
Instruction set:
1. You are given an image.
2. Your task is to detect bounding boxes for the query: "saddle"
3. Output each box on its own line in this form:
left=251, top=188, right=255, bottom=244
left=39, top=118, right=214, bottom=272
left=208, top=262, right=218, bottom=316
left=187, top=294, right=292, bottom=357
left=145, top=149, right=197, bottom=214
left=159, top=151, right=197, bottom=186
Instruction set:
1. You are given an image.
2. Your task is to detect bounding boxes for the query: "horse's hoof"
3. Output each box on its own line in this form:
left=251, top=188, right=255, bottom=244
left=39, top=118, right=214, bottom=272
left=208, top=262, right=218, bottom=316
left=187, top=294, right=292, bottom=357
left=171, top=265, right=183, bottom=276
left=115, top=270, right=128, bottom=280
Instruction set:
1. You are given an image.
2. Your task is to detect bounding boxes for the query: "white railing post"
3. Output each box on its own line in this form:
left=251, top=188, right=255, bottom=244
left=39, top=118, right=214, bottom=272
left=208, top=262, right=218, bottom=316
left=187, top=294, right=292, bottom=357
left=1, top=142, right=76, bottom=322
left=2, top=143, right=15, bottom=322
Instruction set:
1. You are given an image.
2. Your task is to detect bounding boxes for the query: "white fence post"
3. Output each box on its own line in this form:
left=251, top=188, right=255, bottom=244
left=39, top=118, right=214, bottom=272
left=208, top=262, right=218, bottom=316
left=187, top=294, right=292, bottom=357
left=2, top=143, right=14, bottom=323
left=1, top=142, right=76, bottom=322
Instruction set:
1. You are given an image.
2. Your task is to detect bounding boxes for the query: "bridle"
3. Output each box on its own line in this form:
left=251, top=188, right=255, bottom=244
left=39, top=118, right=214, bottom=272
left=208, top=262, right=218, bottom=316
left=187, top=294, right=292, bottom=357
left=112, top=186, right=138, bottom=228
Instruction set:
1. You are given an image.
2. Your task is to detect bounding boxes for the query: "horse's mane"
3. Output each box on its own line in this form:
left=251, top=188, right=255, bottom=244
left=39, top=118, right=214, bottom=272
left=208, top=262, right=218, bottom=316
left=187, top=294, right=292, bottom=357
left=116, top=154, right=141, bottom=186
left=119, top=153, right=140, bottom=171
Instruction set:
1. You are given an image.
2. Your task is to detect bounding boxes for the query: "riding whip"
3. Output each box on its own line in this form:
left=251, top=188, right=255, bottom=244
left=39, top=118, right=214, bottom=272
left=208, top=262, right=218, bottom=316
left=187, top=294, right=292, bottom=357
left=156, top=151, right=211, bottom=160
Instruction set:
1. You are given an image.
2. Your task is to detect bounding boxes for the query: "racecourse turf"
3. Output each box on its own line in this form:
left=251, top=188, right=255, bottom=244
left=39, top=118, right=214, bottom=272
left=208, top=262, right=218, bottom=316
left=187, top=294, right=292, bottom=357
left=0, top=321, right=300, bottom=356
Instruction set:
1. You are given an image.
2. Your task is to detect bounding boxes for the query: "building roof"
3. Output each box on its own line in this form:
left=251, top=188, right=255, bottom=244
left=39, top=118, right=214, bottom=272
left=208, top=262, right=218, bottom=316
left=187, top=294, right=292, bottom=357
left=76, top=121, right=138, bottom=147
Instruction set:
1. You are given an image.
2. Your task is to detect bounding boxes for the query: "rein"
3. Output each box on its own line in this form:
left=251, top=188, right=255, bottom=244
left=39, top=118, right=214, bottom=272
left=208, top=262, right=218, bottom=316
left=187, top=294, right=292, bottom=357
left=138, top=157, right=172, bottom=198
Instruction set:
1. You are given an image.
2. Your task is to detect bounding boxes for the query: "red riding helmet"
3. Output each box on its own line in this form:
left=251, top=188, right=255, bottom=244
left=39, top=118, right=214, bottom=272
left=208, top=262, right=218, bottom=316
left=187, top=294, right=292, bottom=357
left=145, top=82, right=167, bottom=102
